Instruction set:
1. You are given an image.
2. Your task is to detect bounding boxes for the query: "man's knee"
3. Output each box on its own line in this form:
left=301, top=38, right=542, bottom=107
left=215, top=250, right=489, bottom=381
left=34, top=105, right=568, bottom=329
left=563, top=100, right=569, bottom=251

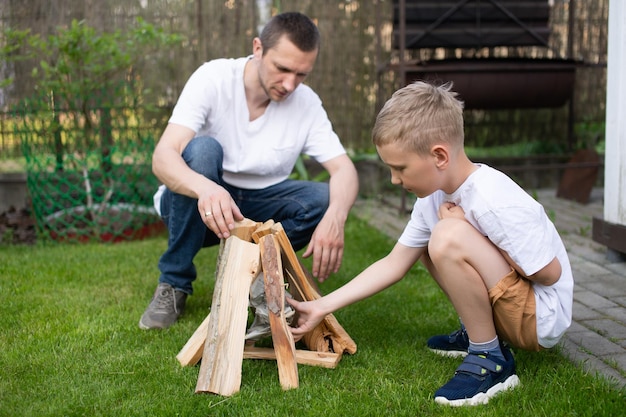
left=280, top=181, right=329, bottom=250
left=181, top=136, right=223, bottom=178
left=305, top=181, right=330, bottom=213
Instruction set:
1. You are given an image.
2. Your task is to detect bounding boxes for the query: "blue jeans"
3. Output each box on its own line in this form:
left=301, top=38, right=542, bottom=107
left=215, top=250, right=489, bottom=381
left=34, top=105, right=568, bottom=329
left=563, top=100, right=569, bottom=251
left=158, top=136, right=329, bottom=294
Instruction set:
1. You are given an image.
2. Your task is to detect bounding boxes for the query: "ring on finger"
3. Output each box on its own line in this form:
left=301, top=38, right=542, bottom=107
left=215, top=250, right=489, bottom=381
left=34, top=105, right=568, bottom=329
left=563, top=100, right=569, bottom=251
left=204, top=211, right=212, bottom=217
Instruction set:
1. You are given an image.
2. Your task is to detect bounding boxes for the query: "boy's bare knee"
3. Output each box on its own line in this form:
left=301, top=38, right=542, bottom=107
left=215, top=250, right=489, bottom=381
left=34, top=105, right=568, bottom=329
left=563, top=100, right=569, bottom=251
left=429, top=218, right=471, bottom=260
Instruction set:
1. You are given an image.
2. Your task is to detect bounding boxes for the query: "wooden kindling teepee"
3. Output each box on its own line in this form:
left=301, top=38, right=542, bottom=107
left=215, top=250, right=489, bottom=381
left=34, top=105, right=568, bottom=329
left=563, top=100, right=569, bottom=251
left=175, top=218, right=357, bottom=396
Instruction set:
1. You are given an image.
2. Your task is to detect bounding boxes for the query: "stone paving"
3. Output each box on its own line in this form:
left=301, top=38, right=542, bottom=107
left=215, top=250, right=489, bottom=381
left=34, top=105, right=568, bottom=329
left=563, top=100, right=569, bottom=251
left=353, top=188, right=626, bottom=390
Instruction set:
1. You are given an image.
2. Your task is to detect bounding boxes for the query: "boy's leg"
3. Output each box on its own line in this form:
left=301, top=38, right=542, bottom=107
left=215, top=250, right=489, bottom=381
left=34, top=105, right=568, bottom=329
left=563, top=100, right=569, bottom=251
left=226, top=179, right=329, bottom=251
left=425, top=218, right=512, bottom=345
left=423, top=217, right=521, bottom=405
left=139, top=137, right=224, bottom=330
left=424, top=217, right=540, bottom=351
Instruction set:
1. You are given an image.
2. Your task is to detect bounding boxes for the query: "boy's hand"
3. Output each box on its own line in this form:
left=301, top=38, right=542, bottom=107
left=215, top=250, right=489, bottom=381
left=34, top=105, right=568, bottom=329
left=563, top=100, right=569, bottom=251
left=286, top=297, right=326, bottom=340
left=438, top=202, right=466, bottom=221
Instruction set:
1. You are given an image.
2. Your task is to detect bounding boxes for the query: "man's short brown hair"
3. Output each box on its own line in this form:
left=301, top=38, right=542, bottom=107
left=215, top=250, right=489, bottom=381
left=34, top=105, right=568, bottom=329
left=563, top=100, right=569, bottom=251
left=260, top=12, right=320, bottom=54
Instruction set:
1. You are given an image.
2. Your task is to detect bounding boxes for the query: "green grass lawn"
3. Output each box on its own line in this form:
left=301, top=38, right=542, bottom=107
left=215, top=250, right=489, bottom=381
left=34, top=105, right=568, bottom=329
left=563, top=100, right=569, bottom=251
left=1, top=216, right=624, bottom=417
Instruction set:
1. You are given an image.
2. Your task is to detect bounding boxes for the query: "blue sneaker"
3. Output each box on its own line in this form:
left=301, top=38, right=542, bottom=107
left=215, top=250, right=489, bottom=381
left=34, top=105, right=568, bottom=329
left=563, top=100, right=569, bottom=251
left=427, top=328, right=469, bottom=358
left=434, top=345, right=519, bottom=406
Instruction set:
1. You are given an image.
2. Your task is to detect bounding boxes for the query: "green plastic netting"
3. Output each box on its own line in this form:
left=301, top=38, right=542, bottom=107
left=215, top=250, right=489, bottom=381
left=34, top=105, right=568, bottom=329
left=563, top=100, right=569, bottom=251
left=15, top=101, right=166, bottom=243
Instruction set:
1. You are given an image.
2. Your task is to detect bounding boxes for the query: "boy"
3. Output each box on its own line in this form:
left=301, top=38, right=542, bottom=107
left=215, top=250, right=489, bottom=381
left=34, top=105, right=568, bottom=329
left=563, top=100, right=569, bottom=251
left=288, top=81, right=573, bottom=406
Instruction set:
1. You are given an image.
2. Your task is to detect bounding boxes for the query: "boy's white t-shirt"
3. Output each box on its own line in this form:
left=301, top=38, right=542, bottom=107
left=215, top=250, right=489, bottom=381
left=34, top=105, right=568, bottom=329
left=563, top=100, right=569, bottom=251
left=153, top=56, right=346, bottom=212
left=398, top=164, right=573, bottom=348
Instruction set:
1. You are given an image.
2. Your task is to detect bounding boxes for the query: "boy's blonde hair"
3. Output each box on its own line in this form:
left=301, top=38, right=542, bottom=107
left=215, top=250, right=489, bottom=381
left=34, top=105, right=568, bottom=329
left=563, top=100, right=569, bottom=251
left=372, top=81, right=465, bottom=155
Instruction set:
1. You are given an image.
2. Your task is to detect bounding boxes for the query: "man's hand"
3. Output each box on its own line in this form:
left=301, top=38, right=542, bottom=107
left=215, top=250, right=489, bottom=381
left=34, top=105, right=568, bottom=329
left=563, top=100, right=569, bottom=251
left=301, top=216, right=344, bottom=282
left=153, top=123, right=244, bottom=238
left=197, top=183, right=244, bottom=239
left=438, top=201, right=466, bottom=221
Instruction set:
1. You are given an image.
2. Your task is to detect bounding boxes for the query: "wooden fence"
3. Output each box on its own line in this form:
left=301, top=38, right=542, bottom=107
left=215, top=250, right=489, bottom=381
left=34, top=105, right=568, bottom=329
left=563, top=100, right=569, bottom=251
left=0, top=0, right=609, bottom=156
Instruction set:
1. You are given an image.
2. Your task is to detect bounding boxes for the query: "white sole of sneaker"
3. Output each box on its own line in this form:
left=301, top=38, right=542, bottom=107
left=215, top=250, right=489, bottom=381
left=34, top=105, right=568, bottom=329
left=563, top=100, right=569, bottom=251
left=434, top=374, right=520, bottom=406
left=429, top=348, right=469, bottom=358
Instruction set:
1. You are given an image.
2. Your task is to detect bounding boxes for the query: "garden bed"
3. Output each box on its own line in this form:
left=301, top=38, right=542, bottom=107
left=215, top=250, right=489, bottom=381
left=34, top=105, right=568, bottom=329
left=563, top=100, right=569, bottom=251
left=44, top=203, right=165, bottom=243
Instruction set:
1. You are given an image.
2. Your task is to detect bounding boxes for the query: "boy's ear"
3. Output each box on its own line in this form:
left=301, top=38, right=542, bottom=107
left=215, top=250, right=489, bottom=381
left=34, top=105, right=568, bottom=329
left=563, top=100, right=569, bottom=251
left=431, top=145, right=449, bottom=169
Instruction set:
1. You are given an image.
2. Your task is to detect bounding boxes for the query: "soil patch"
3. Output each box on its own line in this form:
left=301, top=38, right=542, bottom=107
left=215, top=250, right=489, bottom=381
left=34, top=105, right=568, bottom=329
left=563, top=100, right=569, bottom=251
left=0, top=207, right=37, bottom=245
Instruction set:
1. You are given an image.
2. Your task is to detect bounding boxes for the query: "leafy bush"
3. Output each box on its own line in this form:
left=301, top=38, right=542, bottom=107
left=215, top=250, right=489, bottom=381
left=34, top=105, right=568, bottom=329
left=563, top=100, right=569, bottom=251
left=4, top=19, right=183, bottom=242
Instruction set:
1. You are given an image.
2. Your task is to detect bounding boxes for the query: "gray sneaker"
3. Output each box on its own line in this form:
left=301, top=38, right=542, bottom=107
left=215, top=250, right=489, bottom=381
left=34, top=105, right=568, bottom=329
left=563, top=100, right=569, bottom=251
left=138, top=283, right=187, bottom=330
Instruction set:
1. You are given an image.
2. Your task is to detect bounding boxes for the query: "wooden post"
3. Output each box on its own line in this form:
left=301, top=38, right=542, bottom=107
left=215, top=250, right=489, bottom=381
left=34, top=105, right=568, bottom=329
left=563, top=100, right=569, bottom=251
left=593, top=0, right=626, bottom=260
left=195, top=236, right=260, bottom=396
left=259, top=234, right=299, bottom=390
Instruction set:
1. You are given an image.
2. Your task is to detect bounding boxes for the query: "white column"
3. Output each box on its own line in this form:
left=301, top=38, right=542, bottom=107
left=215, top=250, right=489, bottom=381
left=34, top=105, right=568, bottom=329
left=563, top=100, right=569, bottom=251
left=604, top=0, right=626, bottom=225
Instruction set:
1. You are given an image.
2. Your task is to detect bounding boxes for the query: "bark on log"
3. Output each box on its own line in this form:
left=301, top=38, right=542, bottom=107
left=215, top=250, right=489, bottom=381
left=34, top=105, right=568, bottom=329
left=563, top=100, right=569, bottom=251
left=259, top=234, right=299, bottom=390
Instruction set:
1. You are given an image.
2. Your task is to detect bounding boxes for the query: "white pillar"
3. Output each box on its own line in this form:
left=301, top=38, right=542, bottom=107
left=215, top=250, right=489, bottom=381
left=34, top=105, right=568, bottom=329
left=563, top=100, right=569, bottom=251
left=594, top=0, right=626, bottom=259
left=604, top=0, right=626, bottom=225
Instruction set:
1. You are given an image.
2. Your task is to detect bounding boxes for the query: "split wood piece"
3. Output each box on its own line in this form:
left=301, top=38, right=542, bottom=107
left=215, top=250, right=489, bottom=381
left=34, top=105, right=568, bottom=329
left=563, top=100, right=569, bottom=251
left=251, top=219, right=275, bottom=243
left=177, top=313, right=339, bottom=369
left=231, top=218, right=263, bottom=242
left=217, top=217, right=261, bottom=260
left=243, top=346, right=342, bottom=369
left=177, top=320, right=342, bottom=369
left=271, top=223, right=357, bottom=355
left=176, top=313, right=211, bottom=367
left=178, top=220, right=261, bottom=368
left=259, top=234, right=299, bottom=390
left=195, top=236, right=260, bottom=396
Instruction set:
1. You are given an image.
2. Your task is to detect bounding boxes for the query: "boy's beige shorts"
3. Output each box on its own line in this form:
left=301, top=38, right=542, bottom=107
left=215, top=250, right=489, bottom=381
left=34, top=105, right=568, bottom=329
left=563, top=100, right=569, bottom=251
left=489, top=268, right=542, bottom=352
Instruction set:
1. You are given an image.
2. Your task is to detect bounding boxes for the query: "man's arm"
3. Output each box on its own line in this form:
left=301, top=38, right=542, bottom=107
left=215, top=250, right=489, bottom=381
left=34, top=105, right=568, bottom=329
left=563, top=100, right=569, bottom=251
left=302, top=153, right=358, bottom=281
left=290, top=242, right=425, bottom=336
left=153, top=123, right=203, bottom=196
left=152, top=123, right=243, bottom=239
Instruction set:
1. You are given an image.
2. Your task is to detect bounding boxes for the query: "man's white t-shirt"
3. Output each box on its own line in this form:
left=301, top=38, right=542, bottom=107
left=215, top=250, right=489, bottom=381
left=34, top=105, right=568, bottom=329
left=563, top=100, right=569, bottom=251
left=169, top=57, right=345, bottom=189
left=154, top=56, right=346, bottom=212
left=398, top=164, right=573, bottom=348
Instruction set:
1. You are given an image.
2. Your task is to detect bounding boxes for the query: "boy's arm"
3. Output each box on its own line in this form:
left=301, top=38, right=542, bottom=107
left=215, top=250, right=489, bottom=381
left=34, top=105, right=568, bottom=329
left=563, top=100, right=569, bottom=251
left=289, top=242, right=425, bottom=336
left=501, top=250, right=562, bottom=286
left=526, top=256, right=561, bottom=286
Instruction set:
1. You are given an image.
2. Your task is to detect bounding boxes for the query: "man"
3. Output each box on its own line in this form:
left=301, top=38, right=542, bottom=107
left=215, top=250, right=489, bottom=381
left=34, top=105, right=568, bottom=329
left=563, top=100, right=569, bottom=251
left=139, top=12, right=358, bottom=330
